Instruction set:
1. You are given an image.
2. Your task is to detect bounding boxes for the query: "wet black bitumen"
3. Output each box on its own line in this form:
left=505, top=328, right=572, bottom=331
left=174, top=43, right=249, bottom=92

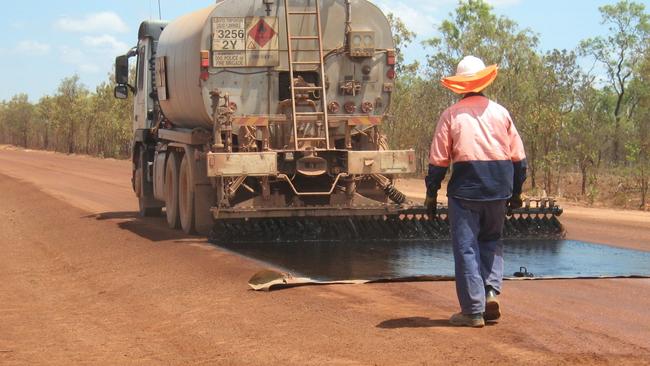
left=217, top=239, right=650, bottom=281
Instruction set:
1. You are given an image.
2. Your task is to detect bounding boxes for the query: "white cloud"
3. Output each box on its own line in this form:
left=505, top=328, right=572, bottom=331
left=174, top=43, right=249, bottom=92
left=58, top=34, right=128, bottom=75
left=10, top=21, right=27, bottom=30
left=81, top=35, right=129, bottom=56
left=54, top=12, right=128, bottom=34
left=375, top=0, right=439, bottom=38
left=59, top=46, right=101, bottom=73
left=16, top=40, right=51, bottom=55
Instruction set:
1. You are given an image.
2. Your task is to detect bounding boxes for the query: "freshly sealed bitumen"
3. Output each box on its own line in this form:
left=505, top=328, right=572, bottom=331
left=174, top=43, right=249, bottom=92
left=218, top=239, right=650, bottom=282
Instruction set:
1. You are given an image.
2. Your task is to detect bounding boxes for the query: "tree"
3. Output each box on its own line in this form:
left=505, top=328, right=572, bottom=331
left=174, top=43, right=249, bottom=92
left=627, top=48, right=650, bottom=208
left=4, top=94, right=34, bottom=148
left=568, top=77, right=612, bottom=198
left=52, top=75, right=89, bottom=154
left=532, top=50, right=581, bottom=194
left=36, top=96, right=55, bottom=150
left=386, top=13, right=419, bottom=74
left=580, top=0, right=650, bottom=162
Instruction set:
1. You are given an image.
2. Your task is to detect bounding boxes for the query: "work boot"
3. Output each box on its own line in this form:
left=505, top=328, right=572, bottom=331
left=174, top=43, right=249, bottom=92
left=449, top=312, right=485, bottom=328
left=484, top=288, right=501, bottom=322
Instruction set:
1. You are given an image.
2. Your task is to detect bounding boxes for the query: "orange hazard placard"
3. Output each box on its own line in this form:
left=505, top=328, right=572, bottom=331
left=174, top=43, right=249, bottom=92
left=246, top=17, right=278, bottom=51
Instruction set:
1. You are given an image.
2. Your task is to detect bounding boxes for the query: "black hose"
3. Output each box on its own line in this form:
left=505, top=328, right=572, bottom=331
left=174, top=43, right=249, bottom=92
left=384, top=184, right=407, bottom=205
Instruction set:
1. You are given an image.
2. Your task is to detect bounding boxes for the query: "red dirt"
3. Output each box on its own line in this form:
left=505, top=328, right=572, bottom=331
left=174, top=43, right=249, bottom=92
left=1, top=147, right=650, bottom=365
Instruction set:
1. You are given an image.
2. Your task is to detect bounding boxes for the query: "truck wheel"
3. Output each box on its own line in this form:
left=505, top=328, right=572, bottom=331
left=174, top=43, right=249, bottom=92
left=164, top=152, right=181, bottom=229
left=179, top=153, right=196, bottom=234
left=136, top=148, right=162, bottom=217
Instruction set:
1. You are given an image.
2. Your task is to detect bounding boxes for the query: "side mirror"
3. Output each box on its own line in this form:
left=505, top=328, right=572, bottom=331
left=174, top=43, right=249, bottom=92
left=115, top=55, right=129, bottom=85
left=114, top=85, right=129, bottom=99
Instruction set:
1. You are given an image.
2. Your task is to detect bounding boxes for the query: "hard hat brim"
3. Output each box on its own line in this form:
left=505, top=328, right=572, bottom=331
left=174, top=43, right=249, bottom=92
left=441, top=64, right=498, bottom=94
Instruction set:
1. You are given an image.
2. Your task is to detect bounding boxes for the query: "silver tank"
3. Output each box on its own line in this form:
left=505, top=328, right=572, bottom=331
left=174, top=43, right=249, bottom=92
left=157, top=0, right=394, bottom=129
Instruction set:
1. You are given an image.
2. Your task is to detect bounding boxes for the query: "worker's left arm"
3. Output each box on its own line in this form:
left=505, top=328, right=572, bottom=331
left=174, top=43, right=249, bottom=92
left=508, top=118, right=528, bottom=198
left=425, top=112, right=452, bottom=198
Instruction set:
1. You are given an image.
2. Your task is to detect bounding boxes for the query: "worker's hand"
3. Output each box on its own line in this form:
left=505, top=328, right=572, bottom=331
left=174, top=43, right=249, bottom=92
left=508, top=194, right=523, bottom=210
left=424, top=195, right=437, bottom=217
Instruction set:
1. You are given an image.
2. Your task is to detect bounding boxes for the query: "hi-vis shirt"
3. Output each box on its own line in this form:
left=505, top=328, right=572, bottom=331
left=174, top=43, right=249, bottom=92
left=425, top=95, right=527, bottom=201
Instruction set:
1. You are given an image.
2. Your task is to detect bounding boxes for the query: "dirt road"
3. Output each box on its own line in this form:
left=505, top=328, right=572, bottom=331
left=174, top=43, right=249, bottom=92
left=1, top=146, right=650, bottom=365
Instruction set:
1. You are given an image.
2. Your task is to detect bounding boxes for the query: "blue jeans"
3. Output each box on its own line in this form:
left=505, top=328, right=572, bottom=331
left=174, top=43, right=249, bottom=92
left=448, top=197, right=506, bottom=314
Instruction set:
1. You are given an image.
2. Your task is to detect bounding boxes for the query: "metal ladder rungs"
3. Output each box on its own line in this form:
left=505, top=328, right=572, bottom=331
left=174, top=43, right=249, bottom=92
left=284, top=0, right=331, bottom=150
left=290, top=36, right=320, bottom=40
left=297, top=137, right=328, bottom=141
left=292, top=86, right=325, bottom=90
left=291, top=61, right=322, bottom=65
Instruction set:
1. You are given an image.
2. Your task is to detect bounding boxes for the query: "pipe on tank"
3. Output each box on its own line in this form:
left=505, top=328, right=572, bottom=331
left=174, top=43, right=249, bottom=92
left=263, top=0, right=274, bottom=16
left=345, top=0, right=352, bottom=47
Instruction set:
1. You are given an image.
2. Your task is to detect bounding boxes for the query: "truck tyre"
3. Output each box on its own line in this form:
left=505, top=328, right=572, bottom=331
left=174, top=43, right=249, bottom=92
left=136, top=148, right=163, bottom=217
left=179, top=153, right=196, bottom=234
left=178, top=146, right=216, bottom=236
left=164, top=152, right=181, bottom=229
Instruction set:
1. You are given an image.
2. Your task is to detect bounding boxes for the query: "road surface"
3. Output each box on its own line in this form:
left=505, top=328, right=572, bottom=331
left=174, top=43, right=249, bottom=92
left=1, top=146, right=649, bottom=365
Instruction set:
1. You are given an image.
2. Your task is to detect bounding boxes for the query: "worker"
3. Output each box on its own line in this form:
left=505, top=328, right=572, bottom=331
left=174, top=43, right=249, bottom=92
left=425, top=56, right=527, bottom=328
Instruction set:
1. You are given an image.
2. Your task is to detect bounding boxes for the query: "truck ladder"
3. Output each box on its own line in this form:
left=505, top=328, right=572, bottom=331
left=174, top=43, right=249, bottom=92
left=284, top=0, right=331, bottom=150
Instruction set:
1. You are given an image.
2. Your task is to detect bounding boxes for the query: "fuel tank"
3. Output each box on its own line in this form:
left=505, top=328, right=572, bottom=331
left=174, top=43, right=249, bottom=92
left=156, top=0, right=394, bottom=129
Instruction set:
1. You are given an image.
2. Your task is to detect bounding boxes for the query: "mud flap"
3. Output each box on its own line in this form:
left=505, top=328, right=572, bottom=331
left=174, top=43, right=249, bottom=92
left=183, top=145, right=215, bottom=235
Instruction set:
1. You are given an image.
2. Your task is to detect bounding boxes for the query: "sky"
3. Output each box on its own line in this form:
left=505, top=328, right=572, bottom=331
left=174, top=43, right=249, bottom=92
left=0, top=0, right=648, bottom=101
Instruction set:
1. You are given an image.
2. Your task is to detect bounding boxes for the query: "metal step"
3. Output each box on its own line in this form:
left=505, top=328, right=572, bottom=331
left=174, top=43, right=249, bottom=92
left=297, top=137, right=328, bottom=141
left=290, top=36, right=320, bottom=41
left=291, top=61, right=323, bottom=65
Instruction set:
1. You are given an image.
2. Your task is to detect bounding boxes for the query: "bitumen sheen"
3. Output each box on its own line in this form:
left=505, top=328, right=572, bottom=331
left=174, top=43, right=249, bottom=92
left=218, top=239, right=650, bottom=281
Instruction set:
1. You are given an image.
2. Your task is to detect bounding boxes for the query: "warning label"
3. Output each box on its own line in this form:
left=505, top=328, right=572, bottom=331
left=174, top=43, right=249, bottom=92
left=212, top=16, right=279, bottom=68
left=212, top=17, right=246, bottom=51
left=248, top=18, right=277, bottom=49
left=213, top=51, right=246, bottom=68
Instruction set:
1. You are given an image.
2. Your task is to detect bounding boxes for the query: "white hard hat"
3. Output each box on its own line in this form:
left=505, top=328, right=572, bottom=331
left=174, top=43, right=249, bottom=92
left=455, top=56, right=487, bottom=77
left=441, top=56, right=498, bottom=94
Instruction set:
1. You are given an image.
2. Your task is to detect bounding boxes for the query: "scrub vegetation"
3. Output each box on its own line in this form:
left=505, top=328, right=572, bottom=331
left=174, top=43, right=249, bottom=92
left=0, top=0, right=648, bottom=209
left=386, top=0, right=649, bottom=210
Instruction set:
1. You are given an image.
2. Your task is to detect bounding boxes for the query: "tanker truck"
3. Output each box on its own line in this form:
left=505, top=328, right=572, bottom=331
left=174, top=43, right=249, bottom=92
left=114, top=0, right=564, bottom=243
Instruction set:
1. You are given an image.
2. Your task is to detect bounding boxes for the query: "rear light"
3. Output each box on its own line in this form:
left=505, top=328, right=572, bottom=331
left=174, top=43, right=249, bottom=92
left=387, top=50, right=396, bottom=66
left=344, top=102, right=356, bottom=114
left=386, top=68, right=396, bottom=80
left=200, top=50, right=210, bottom=68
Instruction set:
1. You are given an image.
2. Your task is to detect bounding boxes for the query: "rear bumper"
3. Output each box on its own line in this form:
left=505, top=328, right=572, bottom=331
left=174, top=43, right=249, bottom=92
left=206, top=149, right=416, bottom=177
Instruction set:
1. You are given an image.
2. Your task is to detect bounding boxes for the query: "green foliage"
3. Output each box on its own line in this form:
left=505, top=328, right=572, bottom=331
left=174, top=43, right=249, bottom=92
left=0, top=72, right=133, bottom=158
left=384, top=0, right=649, bottom=209
left=580, top=0, right=650, bottom=162
left=386, top=13, right=419, bottom=74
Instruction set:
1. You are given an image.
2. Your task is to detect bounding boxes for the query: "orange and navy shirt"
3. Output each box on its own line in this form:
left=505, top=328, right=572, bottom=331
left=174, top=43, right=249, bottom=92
left=425, top=94, right=527, bottom=201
